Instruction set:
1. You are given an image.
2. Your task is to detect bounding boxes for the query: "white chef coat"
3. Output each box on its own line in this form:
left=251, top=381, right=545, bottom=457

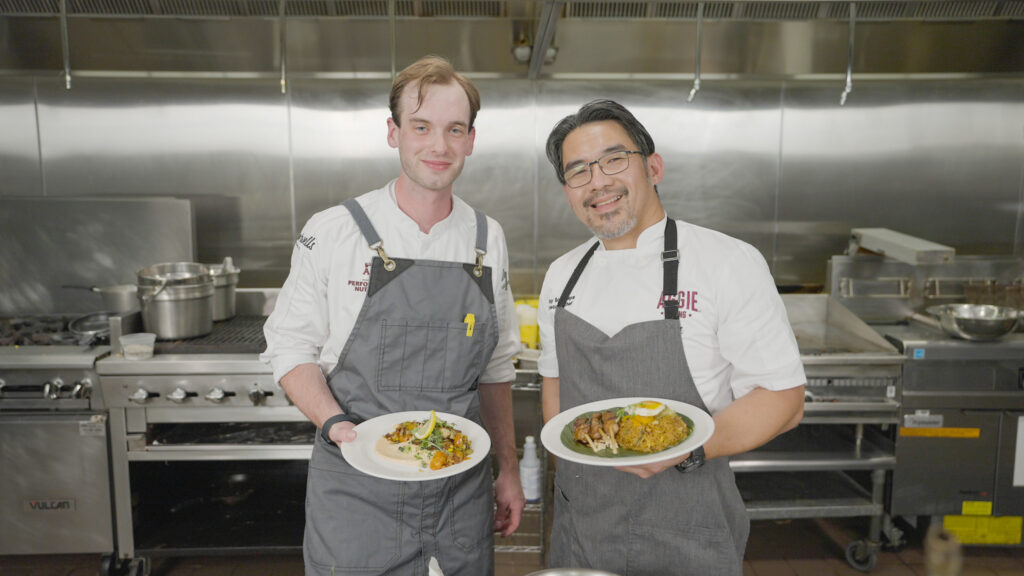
left=537, top=216, right=805, bottom=414
left=261, top=180, right=520, bottom=386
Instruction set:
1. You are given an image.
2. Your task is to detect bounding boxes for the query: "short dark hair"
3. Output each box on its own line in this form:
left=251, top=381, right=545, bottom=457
left=545, top=99, right=656, bottom=185
left=389, top=55, right=481, bottom=130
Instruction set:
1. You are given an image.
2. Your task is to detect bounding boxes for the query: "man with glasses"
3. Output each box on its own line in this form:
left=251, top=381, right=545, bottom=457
left=537, top=99, right=806, bottom=575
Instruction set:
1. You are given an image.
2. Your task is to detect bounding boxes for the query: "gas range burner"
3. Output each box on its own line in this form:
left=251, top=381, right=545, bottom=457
left=0, top=316, right=82, bottom=346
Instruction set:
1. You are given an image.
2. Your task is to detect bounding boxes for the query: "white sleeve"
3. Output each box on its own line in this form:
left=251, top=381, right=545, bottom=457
left=259, top=219, right=331, bottom=385
left=716, top=244, right=806, bottom=398
left=478, top=219, right=519, bottom=384
left=536, top=264, right=561, bottom=378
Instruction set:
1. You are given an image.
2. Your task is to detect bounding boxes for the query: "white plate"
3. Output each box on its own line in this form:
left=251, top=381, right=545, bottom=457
left=540, top=397, right=714, bottom=467
left=340, top=411, right=491, bottom=481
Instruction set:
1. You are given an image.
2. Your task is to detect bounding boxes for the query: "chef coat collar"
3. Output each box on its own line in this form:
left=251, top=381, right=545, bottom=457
left=385, top=179, right=468, bottom=239
left=594, top=215, right=670, bottom=253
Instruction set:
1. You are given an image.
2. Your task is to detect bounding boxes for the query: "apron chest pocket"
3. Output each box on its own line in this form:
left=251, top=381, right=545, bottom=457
left=377, top=319, right=489, bottom=392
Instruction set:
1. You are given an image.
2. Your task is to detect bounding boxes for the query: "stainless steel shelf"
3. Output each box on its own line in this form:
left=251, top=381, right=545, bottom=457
left=731, top=423, right=895, bottom=472
left=738, top=471, right=881, bottom=520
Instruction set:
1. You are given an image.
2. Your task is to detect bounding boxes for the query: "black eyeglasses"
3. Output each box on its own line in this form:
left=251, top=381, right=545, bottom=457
left=563, top=150, right=643, bottom=188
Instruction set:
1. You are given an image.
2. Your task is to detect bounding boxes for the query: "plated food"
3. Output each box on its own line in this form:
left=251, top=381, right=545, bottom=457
left=568, top=400, right=692, bottom=456
left=540, top=397, right=714, bottom=467
left=376, top=410, right=473, bottom=470
left=340, top=411, right=491, bottom=481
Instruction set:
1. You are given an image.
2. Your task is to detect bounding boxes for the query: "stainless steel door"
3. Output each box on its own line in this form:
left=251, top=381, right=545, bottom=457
left=0, top=412, right=114, bottom=554
left=996, top=411, right=1024, bottom=516
left=891, top=409, right=999, bottom=516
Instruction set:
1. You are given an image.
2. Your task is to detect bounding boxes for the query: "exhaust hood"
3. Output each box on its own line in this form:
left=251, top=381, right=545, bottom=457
left=3, top=1, right=1023, bottom=21
left=1, top=1, right=1022, bottom=77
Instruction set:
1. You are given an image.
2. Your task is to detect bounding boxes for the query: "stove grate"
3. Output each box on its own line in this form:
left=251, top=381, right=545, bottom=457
left=153, top=315, right=267, bottom=354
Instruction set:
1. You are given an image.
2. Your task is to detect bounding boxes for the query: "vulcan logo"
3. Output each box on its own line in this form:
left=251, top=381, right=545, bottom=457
left=297, top=233, right=317, bottom=250
left=24, top=499, right=75, bottom=512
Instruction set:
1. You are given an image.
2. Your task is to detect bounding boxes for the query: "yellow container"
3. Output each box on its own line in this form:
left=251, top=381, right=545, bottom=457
left=515, top=299, right=540, bottom=350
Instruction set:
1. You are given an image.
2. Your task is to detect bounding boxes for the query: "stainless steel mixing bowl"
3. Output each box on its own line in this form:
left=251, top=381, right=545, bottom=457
left=926, top=304, right=1021, bottom=341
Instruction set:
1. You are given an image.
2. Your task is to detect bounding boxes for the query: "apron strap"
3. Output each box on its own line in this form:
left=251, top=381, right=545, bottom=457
left=557, top=241, right=600, bottom=308
left=662, top=218, right=680, bottom=320
left=473, top=209, right=488, bottom=253
left=341, top=198, right=381, bottom=246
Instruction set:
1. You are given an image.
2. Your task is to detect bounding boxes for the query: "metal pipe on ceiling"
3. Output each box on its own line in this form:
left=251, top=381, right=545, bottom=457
left=840, top=2, right=856, bottom=106
left=279, top=0, right=287, bottom=94
left=59, top=0, right=70, bottom=89
left=687, top=2, right=704, bottom=103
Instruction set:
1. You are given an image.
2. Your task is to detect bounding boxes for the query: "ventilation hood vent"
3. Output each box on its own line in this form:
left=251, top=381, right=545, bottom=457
left=2, top=0, right=1022, bottom=20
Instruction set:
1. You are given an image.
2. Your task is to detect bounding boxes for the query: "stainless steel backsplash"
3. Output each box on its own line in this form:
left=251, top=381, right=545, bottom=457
left=1, top=76, right=1022, bottom=298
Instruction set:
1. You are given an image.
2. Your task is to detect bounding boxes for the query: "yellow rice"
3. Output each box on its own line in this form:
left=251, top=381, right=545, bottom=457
left=615, top=411, right=690, bottom=453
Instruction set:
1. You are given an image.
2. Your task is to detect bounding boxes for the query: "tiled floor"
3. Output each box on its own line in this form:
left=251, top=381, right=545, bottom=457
left=2, top=517, right=1024, bottom=575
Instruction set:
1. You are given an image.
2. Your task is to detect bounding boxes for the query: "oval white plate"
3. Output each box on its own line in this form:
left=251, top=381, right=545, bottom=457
left=340, top=411, right=491, bottom=481
left=540, top=397, right=714, bottom=467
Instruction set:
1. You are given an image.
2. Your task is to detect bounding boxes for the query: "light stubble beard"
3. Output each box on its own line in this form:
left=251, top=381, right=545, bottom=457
left=582, top=192, right=636, bottom=241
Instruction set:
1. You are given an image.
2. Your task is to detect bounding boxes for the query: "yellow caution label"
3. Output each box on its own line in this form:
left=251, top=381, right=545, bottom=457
left=943, top=515, right=1023, bottom=545
left=464, top=313, right=475, bottom=337
left=962, top=501, right=993, bottom=516
left=899, top=427, right=981, bottom=438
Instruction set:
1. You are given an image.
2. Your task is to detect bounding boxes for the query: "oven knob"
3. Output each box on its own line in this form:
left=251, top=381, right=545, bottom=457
left=73, top=378, right=93, bottom=399
left=130, top=388, right=152, bottom=403
left=0, top=378, right=6, bottom=396
left=168, top=387, right=190, bottom=403
left=43, top=378, right=65, bottom=399
left=205, top=388, right=227, bottom=403
left=248, top=387, right=267, bottom=406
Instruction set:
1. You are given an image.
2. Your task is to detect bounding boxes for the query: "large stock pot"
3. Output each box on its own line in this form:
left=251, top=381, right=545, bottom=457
left=137, top=262, right=214, bottom=340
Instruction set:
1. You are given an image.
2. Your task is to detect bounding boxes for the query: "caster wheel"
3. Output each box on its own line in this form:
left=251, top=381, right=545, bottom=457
left=846, top=540, right=879, bottom=572
left=99, top=555, right=126, bottom=576
left=99, top=555, right=116, bottom=576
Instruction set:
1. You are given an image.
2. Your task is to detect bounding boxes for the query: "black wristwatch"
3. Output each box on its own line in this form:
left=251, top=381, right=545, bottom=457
left=321, top=413, right=363, bottom=446
left=675, top=446, right=705, bottom=474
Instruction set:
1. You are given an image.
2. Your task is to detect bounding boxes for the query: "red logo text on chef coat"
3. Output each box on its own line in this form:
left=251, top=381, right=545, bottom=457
left=658, top=290, right=699, bottom=318
left=348, top=262, right=371, bottom=293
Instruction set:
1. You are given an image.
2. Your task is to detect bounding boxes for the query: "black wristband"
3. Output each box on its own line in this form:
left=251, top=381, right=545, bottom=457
left=675, top=445, right=706, bottom=474
left=321, top=413, right=363, bottom=446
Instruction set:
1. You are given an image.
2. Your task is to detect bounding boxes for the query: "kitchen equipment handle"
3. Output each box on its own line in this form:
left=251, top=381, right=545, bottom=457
left=62, top=284, right=100, bottom=292
left=140, top=278, right=168, bottom=303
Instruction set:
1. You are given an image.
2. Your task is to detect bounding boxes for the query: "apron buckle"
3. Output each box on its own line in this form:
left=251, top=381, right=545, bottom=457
left=473, top=249, right=486, bottom=277
left=371, top=242, right=397, bottom=272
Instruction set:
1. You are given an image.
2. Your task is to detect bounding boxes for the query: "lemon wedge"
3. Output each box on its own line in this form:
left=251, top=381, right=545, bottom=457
left=413, top=410, right=437, bottom=440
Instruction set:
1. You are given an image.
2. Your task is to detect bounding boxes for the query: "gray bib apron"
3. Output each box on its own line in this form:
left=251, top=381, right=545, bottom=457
left=303, top=198, right=499, bottom=576
left=549, top=218, right=749, bottom=576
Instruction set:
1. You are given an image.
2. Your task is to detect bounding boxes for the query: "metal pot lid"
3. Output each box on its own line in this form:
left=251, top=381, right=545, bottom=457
left=137, top=262, right=212, bottom=287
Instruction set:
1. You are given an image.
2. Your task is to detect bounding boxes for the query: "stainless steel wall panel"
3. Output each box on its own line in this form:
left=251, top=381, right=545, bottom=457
left=458, top=80, right=537, bottom=294
left=34, top=78, right=293, bottom=287
left=0, top=74, right=1021, bottom=302
left=776, top=80, right=1024, bottom=285
left=533, top=80, right=783, bottom=277
left=288, top=79, right=395, bottom=229
left=0, top=196, right=194, bottom=315
left=0, top=77, right=41, bottom=196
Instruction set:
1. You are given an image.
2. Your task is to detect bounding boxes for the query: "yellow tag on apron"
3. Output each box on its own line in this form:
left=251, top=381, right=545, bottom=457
left=464, top=313, right=475, bottom=337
